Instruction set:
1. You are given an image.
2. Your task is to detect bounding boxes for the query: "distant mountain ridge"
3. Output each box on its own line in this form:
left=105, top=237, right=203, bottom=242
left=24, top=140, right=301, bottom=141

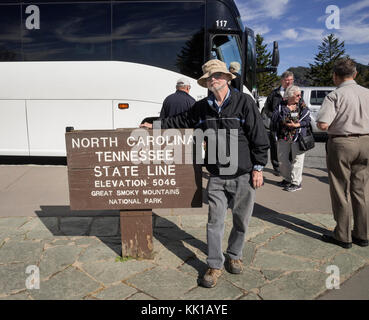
left=287, top=62, right=369, bottom=88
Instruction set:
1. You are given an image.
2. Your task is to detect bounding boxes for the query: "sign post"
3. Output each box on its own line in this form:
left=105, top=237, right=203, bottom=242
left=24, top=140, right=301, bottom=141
left=65, top=128, right=202, bottom=258
left=120, top=209, right=153, bottom=259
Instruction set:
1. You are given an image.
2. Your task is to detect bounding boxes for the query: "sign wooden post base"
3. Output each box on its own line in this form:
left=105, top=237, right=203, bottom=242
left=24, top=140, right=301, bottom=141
left=120, top=210, right=153, bottom=259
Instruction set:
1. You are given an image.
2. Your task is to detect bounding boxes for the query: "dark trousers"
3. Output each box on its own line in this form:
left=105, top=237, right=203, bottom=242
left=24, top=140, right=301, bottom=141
left=269, top=131, right=279, bottom=170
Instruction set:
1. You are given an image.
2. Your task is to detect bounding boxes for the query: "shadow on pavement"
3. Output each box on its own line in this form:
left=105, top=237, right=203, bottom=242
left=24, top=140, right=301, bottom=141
left=303, top=168, right=329, bottom=184
left=34, top=206, right=209, bottom=279
left=262, top=168, right=281, bottom=187
left=35, top=206, right=121, bottom=256
left=152, top=212, right=208, bottom=280
left=0, top=156, right=67, bottom=166
left=253, top=203, right=328, bottom=239
left=263, top=167, right=329, bottom=185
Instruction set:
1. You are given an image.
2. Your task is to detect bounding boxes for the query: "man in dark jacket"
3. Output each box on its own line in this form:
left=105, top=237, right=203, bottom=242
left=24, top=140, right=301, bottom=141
left=141, top=59, right=269, bottom=288
left=229, top=61, right=241, bottom=91
left=263, top=71, right=294, bottom=175
left=159, top=78, right=196, bottom=118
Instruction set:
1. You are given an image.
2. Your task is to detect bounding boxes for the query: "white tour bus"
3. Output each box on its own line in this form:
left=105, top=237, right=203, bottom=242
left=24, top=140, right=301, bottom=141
left=0, top=0, right=278, bottom=156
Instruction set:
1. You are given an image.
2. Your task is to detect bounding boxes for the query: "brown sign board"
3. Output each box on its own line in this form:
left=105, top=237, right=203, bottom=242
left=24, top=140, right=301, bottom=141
left=65, top=128, right=202, bottom=210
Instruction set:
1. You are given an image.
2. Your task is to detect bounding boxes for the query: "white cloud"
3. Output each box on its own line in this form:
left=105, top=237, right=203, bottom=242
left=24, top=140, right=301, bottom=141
left=265, top=27, right=324, bottom=44
left=337, top=25, right=369, bottom=44
left=340, top=0, right=369, bottom=17
left=235, top=0, right=289, bottom=23
left=253, top=25, right=271, bottom=36
left=282, top=28, right=298, bottom=40
left=298, top=28, right=325, bottom=42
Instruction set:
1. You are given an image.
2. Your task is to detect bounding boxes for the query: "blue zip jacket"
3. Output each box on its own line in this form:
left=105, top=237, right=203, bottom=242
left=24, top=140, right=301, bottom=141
left=157, top=87, right=269, bottom=177
left=271, top=101, right=311, bottom=142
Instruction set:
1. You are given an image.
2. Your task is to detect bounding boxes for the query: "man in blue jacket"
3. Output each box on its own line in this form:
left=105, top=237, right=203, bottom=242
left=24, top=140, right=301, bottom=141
left=160, top=78, right=196, bottom=118
left=263, top=71, right=294, bottom=176
left=141, top=59, right=269, bottom=288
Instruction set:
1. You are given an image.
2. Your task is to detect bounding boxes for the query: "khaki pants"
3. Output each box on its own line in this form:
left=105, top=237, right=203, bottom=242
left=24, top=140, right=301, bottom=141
left=277, top=139, right=305, bottom=186
left=327, top=135, right=369, bottom=242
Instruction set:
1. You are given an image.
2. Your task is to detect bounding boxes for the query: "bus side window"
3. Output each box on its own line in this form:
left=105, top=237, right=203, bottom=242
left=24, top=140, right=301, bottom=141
left=0, top=5, right=22, bottom=61
left=113, top=2, right=205, bottom=79
left=23, top=3, right=111, bottom=61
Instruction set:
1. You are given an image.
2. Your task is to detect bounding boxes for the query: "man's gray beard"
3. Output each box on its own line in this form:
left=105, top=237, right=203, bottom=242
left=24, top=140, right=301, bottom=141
left=208, top=82, right=227, bottom=93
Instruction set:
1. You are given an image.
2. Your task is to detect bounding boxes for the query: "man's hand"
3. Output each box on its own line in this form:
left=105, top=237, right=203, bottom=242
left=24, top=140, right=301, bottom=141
left=252, top=170, right=264, bottom=189
left=139, top=122, right=153, bottom=129
left=317, top=121, right=329, bottom=131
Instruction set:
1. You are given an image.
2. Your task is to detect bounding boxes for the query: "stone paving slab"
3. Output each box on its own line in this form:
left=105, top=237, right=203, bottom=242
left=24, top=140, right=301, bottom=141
left=0, top=213, right=368, bottom=300
left=259, top=271, right=328, bottom=300
left=261, top=232, right=339, bottom=261
left=127, top=292, right=155, bottom=300
left=252, top=249, right=319, bottom=271
left=81, top=259, right=155, bottom=285
left=125, top=266, right=197, bottom=300
left=38, top=245, right=83, bottom=280
left=0, top=240, right=44, bottom=265
left=181, top=278, right=244, bottom=300
left=0, top=263, right=33, bottom=296
left=29, top=266, right=101, bottom=300
left=222, top=268, right=266, bottom=291
left=92, top=282, right=137, bottom=300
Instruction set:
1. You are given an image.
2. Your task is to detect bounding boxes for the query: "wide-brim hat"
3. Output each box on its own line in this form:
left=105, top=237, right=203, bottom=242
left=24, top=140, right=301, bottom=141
left=197, top=59, right=236, bottom=88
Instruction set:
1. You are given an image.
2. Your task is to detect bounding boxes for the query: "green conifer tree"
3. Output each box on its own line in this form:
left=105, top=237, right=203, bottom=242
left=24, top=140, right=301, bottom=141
left=355, top=62, right=369, bottom=88
left=255, top=34, right=279, bottom=96
left=308, top=34, right=346, bottom=86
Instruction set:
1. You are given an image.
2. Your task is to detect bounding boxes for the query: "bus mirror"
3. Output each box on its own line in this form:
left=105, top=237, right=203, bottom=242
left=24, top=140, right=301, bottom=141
left=272, top=41, right=279, bottom=67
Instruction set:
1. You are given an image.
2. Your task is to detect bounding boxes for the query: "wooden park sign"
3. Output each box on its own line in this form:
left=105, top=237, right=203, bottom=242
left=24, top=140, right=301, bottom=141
left=65, top=128, right=202, bottom=258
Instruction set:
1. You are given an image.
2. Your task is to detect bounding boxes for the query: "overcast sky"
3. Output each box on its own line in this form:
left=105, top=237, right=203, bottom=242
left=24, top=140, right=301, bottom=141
left=235, top=0, right=369, bottom=74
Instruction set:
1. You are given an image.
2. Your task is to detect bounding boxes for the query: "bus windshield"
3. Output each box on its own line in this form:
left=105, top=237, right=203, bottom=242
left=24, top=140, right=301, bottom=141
left=211, top=35, right=242, bottom=70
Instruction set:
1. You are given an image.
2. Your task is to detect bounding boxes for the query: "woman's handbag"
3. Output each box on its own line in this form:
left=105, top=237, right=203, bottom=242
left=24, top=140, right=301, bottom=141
left=298, top=125, right=315, bottom=151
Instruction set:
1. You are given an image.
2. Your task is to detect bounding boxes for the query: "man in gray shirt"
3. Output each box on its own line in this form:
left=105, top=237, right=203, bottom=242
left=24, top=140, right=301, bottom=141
left=317, top=58, right=369, bottom=249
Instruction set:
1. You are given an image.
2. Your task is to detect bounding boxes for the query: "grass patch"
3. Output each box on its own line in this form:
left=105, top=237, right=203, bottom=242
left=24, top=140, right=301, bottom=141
left=115, top=256, right=134, bottom=263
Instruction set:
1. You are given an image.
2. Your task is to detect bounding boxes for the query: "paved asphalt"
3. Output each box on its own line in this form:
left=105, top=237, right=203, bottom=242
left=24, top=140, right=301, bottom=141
left=0, top=141, right=368, bottom=300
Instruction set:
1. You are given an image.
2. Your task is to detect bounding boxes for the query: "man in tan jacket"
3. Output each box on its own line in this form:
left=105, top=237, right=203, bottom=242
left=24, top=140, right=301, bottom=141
left=317, top=58, right=369, bottom=249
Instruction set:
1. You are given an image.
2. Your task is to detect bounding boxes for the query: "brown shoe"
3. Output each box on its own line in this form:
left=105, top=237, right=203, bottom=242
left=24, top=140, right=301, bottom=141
left=200, top=268, right=224, bottom=288
left=227, top=259, right=244, bottom=274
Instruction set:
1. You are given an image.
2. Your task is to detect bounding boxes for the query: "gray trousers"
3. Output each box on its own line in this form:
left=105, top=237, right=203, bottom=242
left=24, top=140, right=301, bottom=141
left=327, top=135, right=369, bottom=242
left=206, top=173, right=255, bottom=269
